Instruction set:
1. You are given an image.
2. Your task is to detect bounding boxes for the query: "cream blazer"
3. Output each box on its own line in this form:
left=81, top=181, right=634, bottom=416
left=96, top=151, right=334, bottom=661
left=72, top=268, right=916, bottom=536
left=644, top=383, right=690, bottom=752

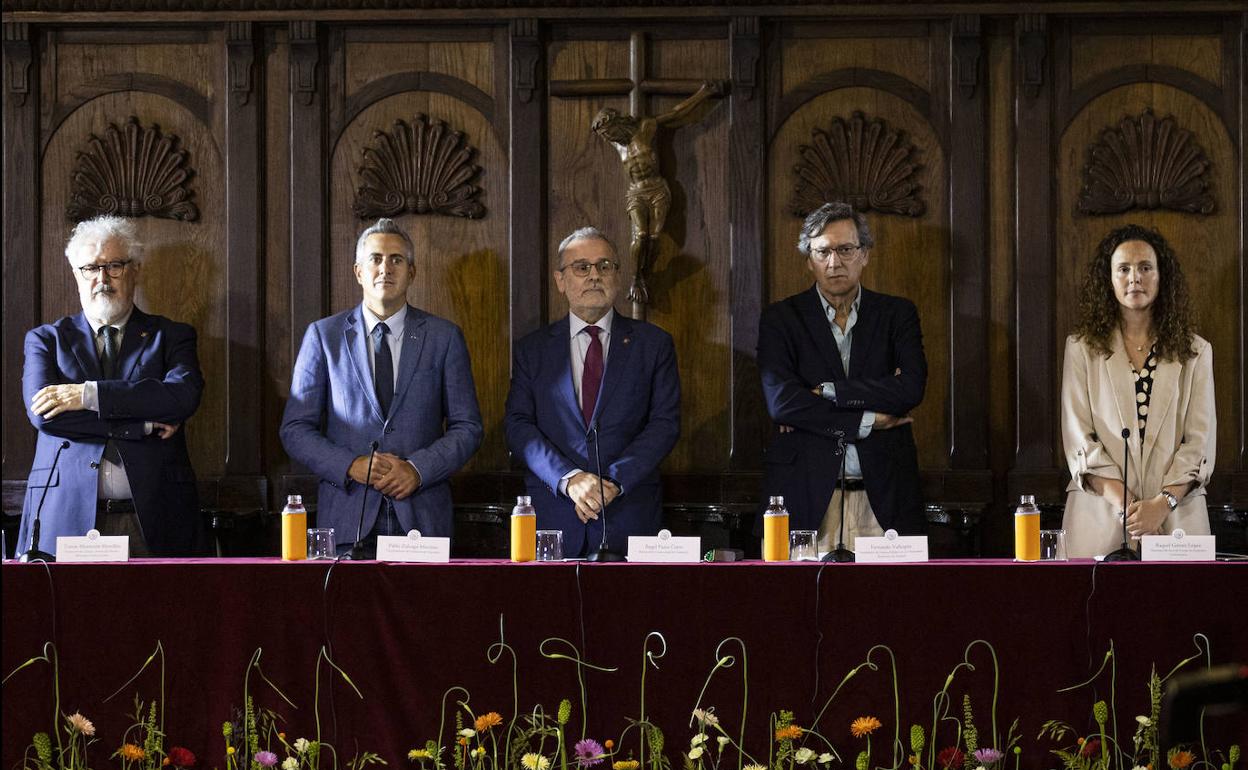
left=1060, top=332, right=1215, bottom=558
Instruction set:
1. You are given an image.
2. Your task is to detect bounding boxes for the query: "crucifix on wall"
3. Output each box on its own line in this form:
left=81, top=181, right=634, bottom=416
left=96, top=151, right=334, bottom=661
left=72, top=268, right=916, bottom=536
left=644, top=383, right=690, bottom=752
left=551, top=31, right=725, bottom=320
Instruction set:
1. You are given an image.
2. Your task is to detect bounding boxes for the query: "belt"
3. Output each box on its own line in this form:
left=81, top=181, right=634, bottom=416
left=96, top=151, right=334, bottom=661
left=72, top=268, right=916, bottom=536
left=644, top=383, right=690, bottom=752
left=97, top=498, right=136, bottom=515
left=835, top=478, right=867, bottom=492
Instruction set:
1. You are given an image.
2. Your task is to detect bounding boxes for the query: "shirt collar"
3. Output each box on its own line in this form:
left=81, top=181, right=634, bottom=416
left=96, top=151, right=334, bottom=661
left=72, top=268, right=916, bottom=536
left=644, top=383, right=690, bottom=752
left=569, top=308, right=614, bottom=339
left=816, top=285, right=862, bottom=324
left=362, top=303, right=408, bottom=335
left=88, top=306, right=135, bottom=336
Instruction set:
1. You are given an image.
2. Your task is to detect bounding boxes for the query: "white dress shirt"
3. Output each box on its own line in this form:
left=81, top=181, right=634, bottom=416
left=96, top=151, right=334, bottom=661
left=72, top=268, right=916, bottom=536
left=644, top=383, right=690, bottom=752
left=815, top=287, right=874, bottom=479
left=81, top=309, right=140, bottom=500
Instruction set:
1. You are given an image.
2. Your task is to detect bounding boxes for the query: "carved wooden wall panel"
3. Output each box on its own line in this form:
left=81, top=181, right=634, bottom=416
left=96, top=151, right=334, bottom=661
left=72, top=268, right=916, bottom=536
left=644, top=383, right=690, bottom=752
left=328, top=30, right=511, bottom=471
left=1056, top=83, right=1239, bottom=478
left=37, top=33, right=228, bottom=479
left=767, top=24, right=952, bottom=473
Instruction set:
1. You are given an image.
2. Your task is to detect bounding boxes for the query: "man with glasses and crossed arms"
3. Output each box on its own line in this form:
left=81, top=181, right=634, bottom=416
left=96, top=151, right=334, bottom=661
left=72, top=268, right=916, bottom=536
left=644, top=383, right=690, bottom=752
left=19, top=215, right=205, bottom=557
left=504, top=227, right=681, bottom=557
left=758, top=202, right=928, bottom=551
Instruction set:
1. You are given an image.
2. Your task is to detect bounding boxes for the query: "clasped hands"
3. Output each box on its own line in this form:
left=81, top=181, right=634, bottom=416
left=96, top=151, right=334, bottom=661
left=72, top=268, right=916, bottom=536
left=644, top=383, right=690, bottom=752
left=31, top=383, right=180, bottom=438
left=349, top=452, right=421, bottom=500
left=1088, top=476, right=1170, bottom=538
left=566, top=471, right=620, bottom=524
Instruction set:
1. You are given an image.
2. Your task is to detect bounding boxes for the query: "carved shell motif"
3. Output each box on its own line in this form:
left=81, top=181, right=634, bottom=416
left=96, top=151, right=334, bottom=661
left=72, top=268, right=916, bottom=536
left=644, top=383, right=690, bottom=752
left=353, top=114, right=485, bottom=220
left=790, top=111, right=925, bottom=218
left=67, top=116, right=199, bottom=222
left=1077, top=110, right=1214, bottom=216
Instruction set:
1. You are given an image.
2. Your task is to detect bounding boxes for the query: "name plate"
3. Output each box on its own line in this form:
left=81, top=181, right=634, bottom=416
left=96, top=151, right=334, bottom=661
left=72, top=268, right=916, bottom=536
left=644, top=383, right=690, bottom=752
left=376, top=531, right=450, bottom=563
left=1141, top=530, right=1215, bottom=562
left=627, top=530, right=701, bottom=563
left=56, top=530, right=129, bottom=562
left=855, top=531, right=929, bottom=563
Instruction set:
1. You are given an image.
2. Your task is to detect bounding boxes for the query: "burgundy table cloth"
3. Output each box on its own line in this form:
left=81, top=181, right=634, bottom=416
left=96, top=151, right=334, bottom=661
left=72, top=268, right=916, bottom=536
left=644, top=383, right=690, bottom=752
left=3, top=559, right=1245, bottom=769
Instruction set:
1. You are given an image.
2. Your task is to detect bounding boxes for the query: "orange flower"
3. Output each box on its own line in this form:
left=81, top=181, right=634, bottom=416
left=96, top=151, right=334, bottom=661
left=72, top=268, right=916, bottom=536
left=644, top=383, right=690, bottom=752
left=604, top=740, right=615, bottom=750
left=458, top=738, right=470, bottom=747
left=1076, top=738, right=1085, bottom=746
left=120, top=744, right=147, bottom=761
left=475, top=712, right=503, bottom=732
left=163, top=759, right=172, bottom=767
left=909, top=757, right=918, bottom=766
left=775, top=725, right=803, bottom=742
left=850, top=717, right=882, bottom=739
left=1169, top=752, right=1196, bottom=770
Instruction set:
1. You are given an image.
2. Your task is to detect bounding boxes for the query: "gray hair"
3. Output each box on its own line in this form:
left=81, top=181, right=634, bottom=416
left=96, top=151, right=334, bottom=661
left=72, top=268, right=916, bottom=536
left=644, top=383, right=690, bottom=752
left=355, top=218, right=415, bottom=264
left=797, top=202, right=874, bottom=255
left=65, top=216, right=143, bottom=265
left=557, top=226, right=616, bottom=266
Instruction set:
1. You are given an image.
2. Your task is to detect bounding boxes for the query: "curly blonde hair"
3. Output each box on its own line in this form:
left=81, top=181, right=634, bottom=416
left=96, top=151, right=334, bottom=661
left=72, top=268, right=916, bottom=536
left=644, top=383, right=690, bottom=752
left=1072, top=224, right=1196, bottom=362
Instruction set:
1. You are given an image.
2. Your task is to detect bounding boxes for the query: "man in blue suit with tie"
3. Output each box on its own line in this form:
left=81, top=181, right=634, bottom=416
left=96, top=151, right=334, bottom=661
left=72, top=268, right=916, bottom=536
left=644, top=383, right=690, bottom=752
left=280, top=218, right=483, bottom=557
left=505, top=227, right=681, bottom=558
left=19, top=215, right=205, bottom=558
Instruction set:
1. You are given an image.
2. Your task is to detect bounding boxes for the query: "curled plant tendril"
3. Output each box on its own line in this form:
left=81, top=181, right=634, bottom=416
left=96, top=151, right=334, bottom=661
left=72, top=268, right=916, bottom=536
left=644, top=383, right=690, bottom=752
left=638, top=631, right=667, bottom=769
left=4, top=642, right=66, bottom=761
left=811, top=652, right=881, bottom=734
left=104, top=641, right=168, bottom=749
left=689, top=637, right=751, bottom=770
left=438, top=686, right=472, bottom=749
left=487, top=615, right=521, bottom=765
left=540, top=637, right=618, bottom=741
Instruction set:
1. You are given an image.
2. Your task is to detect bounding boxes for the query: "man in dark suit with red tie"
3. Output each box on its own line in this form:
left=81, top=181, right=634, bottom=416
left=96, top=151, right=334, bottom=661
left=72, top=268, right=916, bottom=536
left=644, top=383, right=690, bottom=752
left=758, top=202, right=927, bottom=550
left=19, top=215, right=205, bottom=558
left=504, top=227, right=681, bottom=557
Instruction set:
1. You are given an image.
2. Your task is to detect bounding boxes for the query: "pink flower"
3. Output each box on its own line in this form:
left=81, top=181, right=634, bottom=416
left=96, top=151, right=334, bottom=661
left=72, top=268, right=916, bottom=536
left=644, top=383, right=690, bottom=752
left=574, top=740, right=606, bottom=768
left=255, top=751, right=279, bottom=768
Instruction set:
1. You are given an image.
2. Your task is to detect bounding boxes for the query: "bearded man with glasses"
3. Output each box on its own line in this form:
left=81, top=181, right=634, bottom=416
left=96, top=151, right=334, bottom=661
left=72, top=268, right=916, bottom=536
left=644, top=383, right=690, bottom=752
left=757, top=202, right=928, bottom=551
left=504, top=227, right=680, bottom=558
left=18, top=215, right=206, bottom=558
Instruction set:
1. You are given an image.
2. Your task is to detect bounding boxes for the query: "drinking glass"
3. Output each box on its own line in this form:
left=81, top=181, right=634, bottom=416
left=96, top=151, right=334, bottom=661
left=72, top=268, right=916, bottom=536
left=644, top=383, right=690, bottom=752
left=789, top=529, right=818, bottom=561
left=307, top=528, right=337, bottom=560
left=1039, top=529, right=1068, bottom=561
left=535, top=530, right=564, bottom=561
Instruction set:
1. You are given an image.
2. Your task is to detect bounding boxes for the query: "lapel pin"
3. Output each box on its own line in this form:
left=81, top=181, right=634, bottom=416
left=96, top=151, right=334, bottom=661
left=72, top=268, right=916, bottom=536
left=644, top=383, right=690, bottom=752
left=623, top=337, right=631, bottom=345
left=140, top=331, right=149, bottom=338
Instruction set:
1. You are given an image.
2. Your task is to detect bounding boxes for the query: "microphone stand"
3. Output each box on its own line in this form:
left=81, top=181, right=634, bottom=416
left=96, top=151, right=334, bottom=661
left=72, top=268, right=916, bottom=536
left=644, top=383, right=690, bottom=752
left=21, top=440, right=69, bottom=563
left=822, top=434, right=855, bottom=562
left=348, top=441, right=380, bottom=561
left=1103, top=427, right=1141, bottom=562
left=585, top=425, right=625, bottom=562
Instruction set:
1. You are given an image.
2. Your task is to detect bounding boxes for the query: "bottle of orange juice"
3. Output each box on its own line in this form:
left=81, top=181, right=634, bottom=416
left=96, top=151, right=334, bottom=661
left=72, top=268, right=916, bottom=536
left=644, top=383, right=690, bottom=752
left=763, top=496, right=790, bottom=562
left=281, top=494, right=307, bottom=561
left=1014, top=494, right=1040, bottom=561
left=510, top=495, right=536, bottom=562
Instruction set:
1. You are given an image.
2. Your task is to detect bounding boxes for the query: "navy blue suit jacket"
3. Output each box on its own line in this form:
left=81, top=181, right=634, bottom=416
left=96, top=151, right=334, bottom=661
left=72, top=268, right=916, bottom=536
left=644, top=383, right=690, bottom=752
left=758, top=285, right=927, bottom=534
left=18, top=307, right=205, bottom=556
left=504, top=314, right=681, bottom=555
left=280, top=304, right=483, bottom=540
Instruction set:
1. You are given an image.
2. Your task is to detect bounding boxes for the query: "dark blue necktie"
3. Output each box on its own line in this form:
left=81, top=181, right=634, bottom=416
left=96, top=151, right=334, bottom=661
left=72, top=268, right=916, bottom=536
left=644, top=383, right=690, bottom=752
left=372, top=322, right=394, bottom=418
left=100, top=325, right=119, bottom=379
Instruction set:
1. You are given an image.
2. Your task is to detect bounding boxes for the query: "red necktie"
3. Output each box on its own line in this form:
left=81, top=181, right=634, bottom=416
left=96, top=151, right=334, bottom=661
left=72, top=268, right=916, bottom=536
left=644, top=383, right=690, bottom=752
left=581, top=325, right=603, bottom=426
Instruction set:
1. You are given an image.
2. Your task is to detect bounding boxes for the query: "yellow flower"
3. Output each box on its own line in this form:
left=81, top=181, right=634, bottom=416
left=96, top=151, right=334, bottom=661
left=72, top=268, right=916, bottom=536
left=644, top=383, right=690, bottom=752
left=474, top=747, right=487, bottom=758
left=120, top=744, right=147, bottom=761
left=409, top=749, right=433, bottom=761
left=614, top=762, right=640, bottom=770
left=1169, top=752, right=1196, bottom=770
left=850, top=717, right=882, bottom=739
left=227, top=748, right=236, bottom=756
left=522, top=754, right=551, bottom=770
left=775, top=725, right=804, bottom=742
left=475, top=712, right=503, bottom=732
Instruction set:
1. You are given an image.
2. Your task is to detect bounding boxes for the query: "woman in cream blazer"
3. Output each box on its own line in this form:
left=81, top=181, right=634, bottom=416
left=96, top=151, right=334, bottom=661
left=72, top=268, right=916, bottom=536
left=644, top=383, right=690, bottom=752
left=1061, top=225, right=1215, bottom=559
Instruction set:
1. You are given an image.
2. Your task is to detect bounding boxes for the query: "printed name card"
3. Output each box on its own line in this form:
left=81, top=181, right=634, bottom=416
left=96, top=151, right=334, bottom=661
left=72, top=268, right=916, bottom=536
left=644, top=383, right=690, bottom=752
left=1141, top=530, right=1215, bottom=562
left=627, top=530, right=701, bottom=563
left=854, top=530, right=929, bottom=563
left=376, top=530, right=450, bottom=563
left=56, top=530, right=129, bottom=562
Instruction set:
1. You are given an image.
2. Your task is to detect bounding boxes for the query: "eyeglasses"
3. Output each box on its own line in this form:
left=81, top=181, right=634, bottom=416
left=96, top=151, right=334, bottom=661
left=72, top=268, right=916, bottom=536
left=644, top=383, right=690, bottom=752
left=76, top=260, right=132, bottom=279
left=560, top=259, right=620, bottom=277
left=810, top=244, right=864, bottom=264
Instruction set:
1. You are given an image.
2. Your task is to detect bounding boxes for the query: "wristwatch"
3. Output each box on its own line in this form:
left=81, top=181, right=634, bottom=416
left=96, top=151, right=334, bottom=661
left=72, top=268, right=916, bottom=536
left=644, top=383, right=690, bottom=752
left=1161, top=490, right=1178, bottom=512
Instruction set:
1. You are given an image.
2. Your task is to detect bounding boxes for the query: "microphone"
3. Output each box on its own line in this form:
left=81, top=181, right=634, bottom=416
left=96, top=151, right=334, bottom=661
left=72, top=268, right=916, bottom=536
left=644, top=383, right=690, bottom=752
left=1103, top=427, right=1140, bottom=562
left=585, top=425, right=625, bottom=562
left=21, top=440, right=70, bottom=563
left=822, top=433, right=855, bottom=563
left=348, top=441, right=380, bottom=561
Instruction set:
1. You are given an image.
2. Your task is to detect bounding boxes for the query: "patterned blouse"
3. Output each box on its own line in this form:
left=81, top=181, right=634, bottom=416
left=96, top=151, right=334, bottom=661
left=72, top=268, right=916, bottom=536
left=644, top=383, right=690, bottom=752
left=1132, top=345, right=1158, bottom=437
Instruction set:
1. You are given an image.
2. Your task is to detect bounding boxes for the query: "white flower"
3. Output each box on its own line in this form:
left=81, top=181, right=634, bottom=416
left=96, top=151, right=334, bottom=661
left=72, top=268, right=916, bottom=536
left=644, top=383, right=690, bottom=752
left=717, top=737, right=731, bottom=750
left=459, top=728, right=476, bottom=738
left=282, top=758, right=299, bottom=770
left=294, top=739, right=310, bottom=754
left=522, top=754, right=551, bottom=770
left=691, top=708, right=720, bottom=728
left=1135, top=716, right=1152, bottom=727
left=688, top=747, right=705, bottom=761
left=691, top=734, right=708, bottom=746
left=795, top=748, right=816, bottom=765
left=818, top=754, right=834, bottom=764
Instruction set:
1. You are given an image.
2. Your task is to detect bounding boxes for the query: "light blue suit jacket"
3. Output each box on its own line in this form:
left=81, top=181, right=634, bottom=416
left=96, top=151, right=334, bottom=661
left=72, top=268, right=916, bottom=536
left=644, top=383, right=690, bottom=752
left=280, top=304, right=483, bottom=540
